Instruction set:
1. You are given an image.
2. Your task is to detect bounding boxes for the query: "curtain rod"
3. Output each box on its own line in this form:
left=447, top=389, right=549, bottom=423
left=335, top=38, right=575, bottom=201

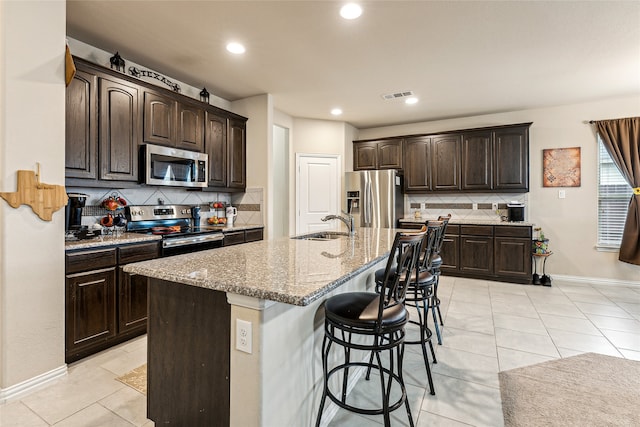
left=589, top=120, right=597, bottom=124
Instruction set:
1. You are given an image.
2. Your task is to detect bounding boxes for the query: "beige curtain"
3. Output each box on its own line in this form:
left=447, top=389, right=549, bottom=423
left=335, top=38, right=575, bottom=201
left=595, top=117, right=640, bottom=265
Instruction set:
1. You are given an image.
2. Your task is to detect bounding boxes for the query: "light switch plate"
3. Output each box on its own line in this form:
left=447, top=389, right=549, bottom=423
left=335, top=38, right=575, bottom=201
left=559, top=190, right=566, bottom=199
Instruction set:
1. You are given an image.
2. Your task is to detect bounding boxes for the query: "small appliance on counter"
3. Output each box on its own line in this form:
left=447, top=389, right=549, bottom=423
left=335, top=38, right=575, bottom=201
left=226, top=206, right=237, bottom=227
left=64, top=193, right=101, bottom=241
left=65, top=192, right=88, bottom=231
left=507, top=202, right=525, bottom=222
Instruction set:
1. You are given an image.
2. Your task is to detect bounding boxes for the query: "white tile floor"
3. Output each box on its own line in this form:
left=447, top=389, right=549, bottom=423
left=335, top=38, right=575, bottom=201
left=1, top=276, right=639, bottom=426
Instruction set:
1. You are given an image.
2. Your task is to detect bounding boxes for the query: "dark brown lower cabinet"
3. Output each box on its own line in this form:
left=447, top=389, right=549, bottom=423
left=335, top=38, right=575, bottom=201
left=439, top=225, right=459, bottom=273
left=459, top=225, right=494, bottom=275
left=65, top=242, right=159, bottom=363
left=402, top=222, right=533, bottom=284
left=118, top=242, right=159, bottom=334
left=223, top=227, right=264, bottom=246
left=494, top=227, right=532, bottom=282
left=118, top=269, right=149, bottom=334
left=65, top=267, right=117, bottom=360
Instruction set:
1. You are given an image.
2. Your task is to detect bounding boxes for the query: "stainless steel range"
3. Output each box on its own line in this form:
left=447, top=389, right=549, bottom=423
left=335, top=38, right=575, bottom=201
left=125, top=204, right=223, bottom=257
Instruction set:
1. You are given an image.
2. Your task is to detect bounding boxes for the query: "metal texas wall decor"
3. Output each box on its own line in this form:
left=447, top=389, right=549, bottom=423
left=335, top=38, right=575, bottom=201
left=128, top=66, right=181, bottom=92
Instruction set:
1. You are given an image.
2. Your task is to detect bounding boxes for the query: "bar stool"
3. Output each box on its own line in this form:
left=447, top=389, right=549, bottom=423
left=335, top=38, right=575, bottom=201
left=430, top=214, right=451, bottom=345
left=372, top=222, right=441, bottom=396
left=315, top=231, right=425, bottom=427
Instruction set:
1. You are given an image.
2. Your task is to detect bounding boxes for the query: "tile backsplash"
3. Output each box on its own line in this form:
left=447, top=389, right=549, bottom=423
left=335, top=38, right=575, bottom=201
left=405, top=192, right=528, bottom=221
left=68, top=186, right=264, bottom=227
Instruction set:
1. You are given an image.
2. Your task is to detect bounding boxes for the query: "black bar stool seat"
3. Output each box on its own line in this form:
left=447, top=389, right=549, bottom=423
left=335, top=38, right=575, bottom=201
left=325, top=292, right=406, bottom=328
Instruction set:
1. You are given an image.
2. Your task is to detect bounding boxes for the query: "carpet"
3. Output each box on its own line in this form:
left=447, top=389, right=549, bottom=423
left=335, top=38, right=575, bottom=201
left=499, top=352, right=640, bottom=427
left=116, top=364, right=147, bottom=395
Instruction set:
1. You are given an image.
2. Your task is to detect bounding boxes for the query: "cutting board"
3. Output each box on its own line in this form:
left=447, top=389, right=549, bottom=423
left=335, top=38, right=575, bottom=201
left=0, top=168, right=68, bottom=221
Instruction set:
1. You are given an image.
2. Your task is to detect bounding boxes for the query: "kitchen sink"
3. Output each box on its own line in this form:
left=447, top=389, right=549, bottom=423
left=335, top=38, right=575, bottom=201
left=292, top=231, right=349, bottom=241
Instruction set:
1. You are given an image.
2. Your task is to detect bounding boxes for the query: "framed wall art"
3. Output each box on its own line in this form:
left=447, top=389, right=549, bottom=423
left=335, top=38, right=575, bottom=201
left=543, top=147, right=581, bottom=187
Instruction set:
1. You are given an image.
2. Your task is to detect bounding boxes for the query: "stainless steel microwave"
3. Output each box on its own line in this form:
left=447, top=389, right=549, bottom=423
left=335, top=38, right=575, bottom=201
left=142, top=144, right=208, bottom=188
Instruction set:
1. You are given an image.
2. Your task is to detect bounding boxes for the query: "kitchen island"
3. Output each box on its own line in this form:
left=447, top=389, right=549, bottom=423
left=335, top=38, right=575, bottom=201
left=124, top=227, right=402, bottom=426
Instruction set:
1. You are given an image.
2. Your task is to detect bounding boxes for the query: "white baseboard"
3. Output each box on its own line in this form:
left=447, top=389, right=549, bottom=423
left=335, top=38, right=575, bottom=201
left=0, top=365, right=67, bottom=404
left=552, top=274, right=640, bottom=287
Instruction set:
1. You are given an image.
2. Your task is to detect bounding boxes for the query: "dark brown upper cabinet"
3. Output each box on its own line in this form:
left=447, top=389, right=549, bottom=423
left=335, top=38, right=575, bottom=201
left=177, top=102, right=204, bottom=152
left=353, top=142, right=378, bottom=170
left=228, top=118, right=247, bottom=190
left=362, top=122, right=531, bottom=193
left=143, top=92, right=204, bottom=152
left=65, top=57, right=247, bottom=189
left=431, top=134, right=461, bottom=191
left=204, top=110, right=246, bottom=191
left=377, top=140, right=403, bottom=169
left=143, top=91, right=175, bottom=146
left=99, top=76, right=139, bottom=182
left=462, top=125, right=530, bottom=192
left=205, top=110, right=228, bottom=188
left=403, top=134, right=461, bottom=192
left=403, top=136, right=432, bottom=192
left=493, top=126, right=529, bottom=191
left=461, top=130, right=493, bottom=191
left=353, top=139, right=402, bottom=170
left=65, top=69, right=98, bottom=179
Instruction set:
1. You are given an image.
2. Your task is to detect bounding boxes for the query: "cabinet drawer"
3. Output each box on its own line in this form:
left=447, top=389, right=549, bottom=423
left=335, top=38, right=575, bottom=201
left=494, top=225, right=531, bottom=238
left=460, top=225, right=493, bottom=236
left=401, top=222, right=425, bottom=230
left=223, top=231, right=245, bottom=246
left=66, top=248, right=117, bottom=274
left=245, top=228, right=264, bottom=242
left=444, top=224, right=460, bottom=235
left=119, top=242, right=160, bottom=264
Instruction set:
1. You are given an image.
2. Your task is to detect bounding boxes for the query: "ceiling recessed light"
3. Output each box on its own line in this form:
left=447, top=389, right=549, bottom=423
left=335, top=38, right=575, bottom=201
left=340, top=3, right=362, bottom=20
left=226, top=42, right=246, bottom=54
left=331, top=108, right=343, bottom=116
left=405, top=97, right=419, bottom=105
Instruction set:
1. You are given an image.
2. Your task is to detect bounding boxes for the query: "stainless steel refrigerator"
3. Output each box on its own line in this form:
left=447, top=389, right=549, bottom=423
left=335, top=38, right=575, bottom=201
left=345, top=170, right=404, bottom=228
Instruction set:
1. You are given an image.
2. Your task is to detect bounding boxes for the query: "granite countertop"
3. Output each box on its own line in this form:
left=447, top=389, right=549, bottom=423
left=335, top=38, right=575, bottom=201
left=124, top=227, right=402, bottom=306
left=399, top=217, right=535, bottom=227
left=65, top=232, right=162, bottom=250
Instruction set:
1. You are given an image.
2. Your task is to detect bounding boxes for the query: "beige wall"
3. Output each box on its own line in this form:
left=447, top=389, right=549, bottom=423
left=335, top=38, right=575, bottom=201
left=0, top=0, right=67, bottom=393
left=358, top=95, right=640, bottom=283
left=231, top=94, right=272, bottom=236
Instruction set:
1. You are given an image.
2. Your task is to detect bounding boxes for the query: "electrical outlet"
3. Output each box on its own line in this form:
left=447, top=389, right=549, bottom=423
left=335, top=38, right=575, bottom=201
left=492, top=202, right=498, bottom=211
left=236, top=319, right=252, bottom=354
left=472, top=203, right=478, bottom=210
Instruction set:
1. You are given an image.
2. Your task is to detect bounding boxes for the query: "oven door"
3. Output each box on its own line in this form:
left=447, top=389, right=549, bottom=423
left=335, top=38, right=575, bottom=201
left=161, top=234, right=223, bottom=257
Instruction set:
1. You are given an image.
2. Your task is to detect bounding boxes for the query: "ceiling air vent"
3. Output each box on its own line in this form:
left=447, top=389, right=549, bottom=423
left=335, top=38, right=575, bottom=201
left=381, top=91, right=414, bottom=101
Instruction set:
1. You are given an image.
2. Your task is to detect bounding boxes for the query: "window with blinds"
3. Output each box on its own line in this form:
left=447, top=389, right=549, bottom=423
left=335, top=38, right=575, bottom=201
left=597, top=138, right=632, bottom=248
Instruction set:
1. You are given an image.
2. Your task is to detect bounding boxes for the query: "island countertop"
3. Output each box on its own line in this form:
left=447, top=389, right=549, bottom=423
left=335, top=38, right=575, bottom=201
left=124, top=227, right=402, bottom=306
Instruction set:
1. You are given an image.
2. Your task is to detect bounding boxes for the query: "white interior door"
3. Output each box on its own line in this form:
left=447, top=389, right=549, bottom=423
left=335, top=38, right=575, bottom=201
left=297, top=154, right=340, bottom=234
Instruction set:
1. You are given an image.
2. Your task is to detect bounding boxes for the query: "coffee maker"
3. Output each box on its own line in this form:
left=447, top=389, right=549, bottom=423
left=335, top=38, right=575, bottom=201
left=65, top=193, right=88, bottom=231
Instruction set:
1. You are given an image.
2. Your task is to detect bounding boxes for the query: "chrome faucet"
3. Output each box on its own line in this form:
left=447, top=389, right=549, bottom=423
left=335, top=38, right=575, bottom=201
left=321, top=211, right=355, bottom=235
